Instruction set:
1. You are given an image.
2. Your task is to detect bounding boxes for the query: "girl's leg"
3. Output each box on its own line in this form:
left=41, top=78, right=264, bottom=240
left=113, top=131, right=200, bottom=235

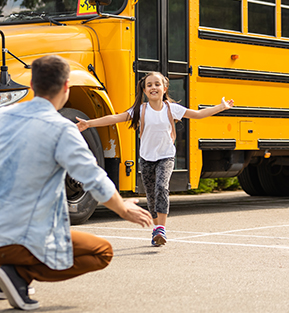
left=154, top=157, right=175, bottom=222
left=140, top=158, right=157, bottom=220
left=156, top=212, right=167, bottom=227
left=152, top=157, right=174, bottom=245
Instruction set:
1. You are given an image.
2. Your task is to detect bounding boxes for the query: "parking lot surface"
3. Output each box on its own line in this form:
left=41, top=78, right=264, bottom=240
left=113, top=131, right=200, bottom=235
left=1, top=191, right=289, bottom=312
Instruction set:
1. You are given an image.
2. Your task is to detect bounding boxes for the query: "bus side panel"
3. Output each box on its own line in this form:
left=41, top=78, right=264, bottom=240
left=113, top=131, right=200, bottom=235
left=93, top=18, right=136, bottom=191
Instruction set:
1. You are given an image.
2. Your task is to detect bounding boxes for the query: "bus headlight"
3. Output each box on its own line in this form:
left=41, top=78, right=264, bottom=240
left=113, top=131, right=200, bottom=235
left=0, top=89, right=28, bottom=108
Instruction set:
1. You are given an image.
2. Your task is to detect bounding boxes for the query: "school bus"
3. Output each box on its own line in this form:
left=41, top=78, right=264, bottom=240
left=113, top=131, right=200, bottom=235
left=1, top=0, right=289, bottom=224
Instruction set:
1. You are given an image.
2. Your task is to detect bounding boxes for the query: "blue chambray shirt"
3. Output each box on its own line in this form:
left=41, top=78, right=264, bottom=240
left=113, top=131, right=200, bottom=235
left=0, top=97, right=116, bottom=270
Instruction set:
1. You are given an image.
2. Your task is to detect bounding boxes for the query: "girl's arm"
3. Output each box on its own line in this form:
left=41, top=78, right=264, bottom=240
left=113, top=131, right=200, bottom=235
left=76, top=112, right=130, bottom=132
left=183, top=97, right=234, bottom=119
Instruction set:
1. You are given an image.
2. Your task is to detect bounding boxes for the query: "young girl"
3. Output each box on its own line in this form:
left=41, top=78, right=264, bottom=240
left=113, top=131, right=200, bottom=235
left=76, top=72, right=234, bottom=247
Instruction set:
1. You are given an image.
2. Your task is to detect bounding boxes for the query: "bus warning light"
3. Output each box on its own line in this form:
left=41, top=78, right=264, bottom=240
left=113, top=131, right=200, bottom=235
left=264, top=150, right=271, bottom=158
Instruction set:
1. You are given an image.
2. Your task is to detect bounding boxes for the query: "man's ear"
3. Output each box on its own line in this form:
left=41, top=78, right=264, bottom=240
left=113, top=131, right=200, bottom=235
left=30, top=80, right=33, bottom=91
left=64, top=79, right=69, bottom=92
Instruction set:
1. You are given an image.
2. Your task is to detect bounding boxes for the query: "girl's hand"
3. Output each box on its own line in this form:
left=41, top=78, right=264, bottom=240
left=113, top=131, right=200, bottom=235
left=76, top=117, right=89, bottom=132
left=221, top=97, right=234, bottom=110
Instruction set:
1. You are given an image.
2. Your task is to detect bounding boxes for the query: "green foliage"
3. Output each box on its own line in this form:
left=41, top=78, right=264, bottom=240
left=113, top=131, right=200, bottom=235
left=188, top=177, right=241, bottom=195
left=214, top=177, right=241, bottom=191
left=122, top=177, right=241, bottom=197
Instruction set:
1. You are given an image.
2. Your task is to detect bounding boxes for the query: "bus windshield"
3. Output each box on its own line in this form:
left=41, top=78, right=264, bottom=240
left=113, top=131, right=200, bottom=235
left=0, top=0, right=126, bottom=24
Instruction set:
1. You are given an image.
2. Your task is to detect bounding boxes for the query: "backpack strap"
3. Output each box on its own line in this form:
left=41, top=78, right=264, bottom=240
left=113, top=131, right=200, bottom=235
left=165, top=101, right=176, bottom=142
left=139, top=101, right=176, bottom=142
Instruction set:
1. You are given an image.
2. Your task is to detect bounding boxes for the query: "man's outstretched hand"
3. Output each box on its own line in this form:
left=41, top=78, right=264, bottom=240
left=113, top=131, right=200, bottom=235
left=103, top=192, right=152, bottom=228
left=120, top=198, right=152, bottom=227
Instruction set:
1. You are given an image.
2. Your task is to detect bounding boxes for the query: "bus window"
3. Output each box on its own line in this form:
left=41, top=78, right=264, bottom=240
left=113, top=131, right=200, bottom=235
left=0, top=0, right=126, bottom=24
left=281, top=0, right=289, bottom=37
left=0, top=0, right=78, bottom=23
left=248, top=0, right=275, bottom=36
left=199, top=0, right=241, bottom=32
left=169, top=77, right=187, bottom=170
left=138, top=0, right=158, bottom=60
left=168, top=0, right=186, bottom=62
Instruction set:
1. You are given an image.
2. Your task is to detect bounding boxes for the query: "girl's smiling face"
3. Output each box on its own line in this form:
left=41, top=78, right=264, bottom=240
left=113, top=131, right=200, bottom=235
left=143, top=73, right=168, bottom=102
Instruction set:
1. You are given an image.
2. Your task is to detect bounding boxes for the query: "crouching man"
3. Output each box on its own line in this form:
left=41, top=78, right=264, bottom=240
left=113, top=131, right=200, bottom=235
left=0, top=55, right=152, bottom=310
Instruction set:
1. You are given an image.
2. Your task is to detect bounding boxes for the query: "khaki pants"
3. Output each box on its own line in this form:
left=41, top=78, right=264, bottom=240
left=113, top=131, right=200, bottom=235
left=0, top=230, right=113, bottom=284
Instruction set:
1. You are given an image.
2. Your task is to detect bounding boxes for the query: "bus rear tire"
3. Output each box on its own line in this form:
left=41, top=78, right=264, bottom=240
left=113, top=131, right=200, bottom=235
left=257, top=158, right=289, bottom=196
left=238, top=164, right=267, bottom=196
left=59, top=108, right=105, bottom=225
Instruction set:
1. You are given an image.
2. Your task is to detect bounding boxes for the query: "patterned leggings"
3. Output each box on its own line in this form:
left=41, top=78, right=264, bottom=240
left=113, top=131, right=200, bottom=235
left=140, top=157, right=174, bottom=219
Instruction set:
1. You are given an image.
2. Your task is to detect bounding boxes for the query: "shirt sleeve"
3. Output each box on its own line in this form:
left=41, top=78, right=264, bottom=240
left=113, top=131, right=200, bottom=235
left=127, top=107, right=133, bottom=118
left=170, top=103, right=187, bottom=120
left=54, top=123, right=115, bottom=203
left=127, top=104, right=144, bottom=119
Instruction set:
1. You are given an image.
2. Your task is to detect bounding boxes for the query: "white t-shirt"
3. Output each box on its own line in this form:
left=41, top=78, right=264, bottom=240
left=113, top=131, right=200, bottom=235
left=128, top=102, right=187, bottom=162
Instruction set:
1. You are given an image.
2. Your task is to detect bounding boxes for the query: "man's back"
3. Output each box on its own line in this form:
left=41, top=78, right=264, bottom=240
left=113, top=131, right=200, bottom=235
left=0, top=97, right=67, bottom=205
left=0, top=97, right=74, bottom=268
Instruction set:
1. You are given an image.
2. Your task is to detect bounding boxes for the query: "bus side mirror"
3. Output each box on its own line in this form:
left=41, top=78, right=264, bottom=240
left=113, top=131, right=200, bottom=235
left=0, top=30, right=29, bottom=92
left=88, top=0, right=112, bottom=6
left=88, top=0, right=111, bottom=15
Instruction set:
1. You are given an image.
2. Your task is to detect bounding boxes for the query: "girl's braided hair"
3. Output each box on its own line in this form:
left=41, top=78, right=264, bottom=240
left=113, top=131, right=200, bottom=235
left=127, top=72, right=176, bottom=130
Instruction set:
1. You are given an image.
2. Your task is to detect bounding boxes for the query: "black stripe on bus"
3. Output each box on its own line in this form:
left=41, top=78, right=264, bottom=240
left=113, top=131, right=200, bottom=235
left=199, top=29, right=289, bottom=49
left=198, top=66, right=289, bottom=83
left=258, top=139, right=289, bottom=150
left=199, top=139, right=236, bottom=150
left=198, top=105, right=289, bottom=118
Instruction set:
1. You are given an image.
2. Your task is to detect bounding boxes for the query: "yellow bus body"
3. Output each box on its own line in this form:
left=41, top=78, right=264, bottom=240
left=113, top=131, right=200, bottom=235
left=1, top=0, right=289, bottom=223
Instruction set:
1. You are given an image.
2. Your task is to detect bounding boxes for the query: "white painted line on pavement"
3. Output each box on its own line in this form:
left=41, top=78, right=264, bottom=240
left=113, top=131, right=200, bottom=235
left=74, top=224, right=289, bottom=250
left=101, top=235, right=289, bottom=250
left=168, top=239, right=289, bottom=250
left=218, top=234, right=289, bottom=240
left=173, top=224, right=289, bottom=240
left=176, top=233, right=289, bottom=240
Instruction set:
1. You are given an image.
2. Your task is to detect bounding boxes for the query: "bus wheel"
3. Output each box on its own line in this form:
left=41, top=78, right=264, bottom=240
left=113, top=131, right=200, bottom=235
left=238, top=164, right=267, bottom=196
left=257, top=157, right=289, bottom=196
left=59, top=108, right=105, bottom=225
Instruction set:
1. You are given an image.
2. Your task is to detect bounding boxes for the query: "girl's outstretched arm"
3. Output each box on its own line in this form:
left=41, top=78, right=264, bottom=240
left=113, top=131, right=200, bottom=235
left=76, top=112, right=130, bottom=132
left=183, top=97, right=234, bottom=119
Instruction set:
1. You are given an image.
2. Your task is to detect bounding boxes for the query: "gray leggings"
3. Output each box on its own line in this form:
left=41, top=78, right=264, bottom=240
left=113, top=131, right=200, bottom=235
left=140, top=157, right=174, bottom=219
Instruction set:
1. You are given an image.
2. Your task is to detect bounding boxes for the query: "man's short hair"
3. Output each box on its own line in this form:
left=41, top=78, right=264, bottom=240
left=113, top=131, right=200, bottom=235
left=31, top=55, right=70, bottom=98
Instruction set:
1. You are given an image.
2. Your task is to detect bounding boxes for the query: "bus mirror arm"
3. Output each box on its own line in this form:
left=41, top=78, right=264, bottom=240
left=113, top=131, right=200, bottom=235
left=0, top=30, right=29, bottom=91
left=82, top=14, right=136, bottom=23
left=88, top=64, right=107, bottom=92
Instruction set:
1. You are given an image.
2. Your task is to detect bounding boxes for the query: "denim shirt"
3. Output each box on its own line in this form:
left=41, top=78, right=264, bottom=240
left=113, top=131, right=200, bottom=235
left=0, top=97, right=115, bottom=270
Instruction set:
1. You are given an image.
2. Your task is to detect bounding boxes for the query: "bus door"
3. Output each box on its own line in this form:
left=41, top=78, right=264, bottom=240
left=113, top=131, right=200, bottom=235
left=134, top=0, right=191, bottom=193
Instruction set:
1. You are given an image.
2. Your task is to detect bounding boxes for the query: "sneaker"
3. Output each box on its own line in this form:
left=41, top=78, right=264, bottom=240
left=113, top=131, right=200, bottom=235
left=0, top=265, right=39, bottom=310
left=152, top=227, right=167, bottom=246
left=0, top=286, right=35, bottom=300
left=151, top=228, right=161, bottom=247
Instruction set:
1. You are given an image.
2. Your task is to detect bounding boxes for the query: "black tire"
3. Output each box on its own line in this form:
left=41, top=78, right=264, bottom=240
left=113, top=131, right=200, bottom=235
left=59, top=108, right=105, bottom=224
left=238, top=164, right=267, bottom=196
left=257, top=158, right=289, bottom=196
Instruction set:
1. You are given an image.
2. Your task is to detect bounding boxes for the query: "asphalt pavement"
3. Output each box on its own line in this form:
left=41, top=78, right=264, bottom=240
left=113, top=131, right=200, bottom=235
left=1, top=190, right=289, bottom=313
